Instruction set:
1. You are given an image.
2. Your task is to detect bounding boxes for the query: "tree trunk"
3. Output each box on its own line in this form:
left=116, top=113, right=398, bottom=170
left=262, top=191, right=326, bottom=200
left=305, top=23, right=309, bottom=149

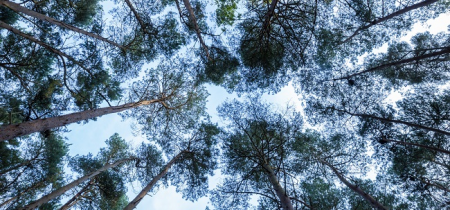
left=381, top=138, right=450, bottom=155
left=262, top=163, right=294, bottom=210
left=0, top=98, right=166, bottom=142
left=333, top=46, right=450, bottom=80
left=261, top=0, right=279, bottom=36
left=22, top=158, right=134, bottom=210
left=58, top=182, right=93, bottom=210
left=0, top=0, right=126, bottom=50
left=124, top=151, right=186, bottom=210
left=321, top=160, right=387, bottom=210
left=341, top=0, right=438, bottom=44
left=336, top=109, right=450, bottom=136
left=0, top=20, right=92, bottom=74
left=180, top=0, right=210, bottom=60
left=124, top=0, right=154, bottom=35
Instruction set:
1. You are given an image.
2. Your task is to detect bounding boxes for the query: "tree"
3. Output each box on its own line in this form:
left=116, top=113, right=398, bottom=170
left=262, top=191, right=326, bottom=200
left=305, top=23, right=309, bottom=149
left=0, top=0, right=125, bottom=49
left=59, top=133, right=130, bottom=210
left=313, top=0, right=448, bottom=67
left=0, top=98, right=168, bottom=142
left=126, top=120, right=220, bottom=209
left=0, top=57, right=203, bottom=141
left=212, top=97, right=303, bottom=210
left=22, top=133, right=133, bottom=209
left=0, top=131, right=68, bottom=209
left=235, top=0, right=318, bottom=91
left=333, top=32, right=450, bottom=83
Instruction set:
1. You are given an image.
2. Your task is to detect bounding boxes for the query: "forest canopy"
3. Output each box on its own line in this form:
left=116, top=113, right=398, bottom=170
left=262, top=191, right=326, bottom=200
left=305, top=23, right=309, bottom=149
left=0, top=0, right=449, bottom=209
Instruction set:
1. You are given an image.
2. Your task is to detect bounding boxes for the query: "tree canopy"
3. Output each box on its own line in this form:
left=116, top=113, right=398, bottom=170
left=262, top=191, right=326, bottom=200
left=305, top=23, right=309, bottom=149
left=0, top=0, right=449, bottom=209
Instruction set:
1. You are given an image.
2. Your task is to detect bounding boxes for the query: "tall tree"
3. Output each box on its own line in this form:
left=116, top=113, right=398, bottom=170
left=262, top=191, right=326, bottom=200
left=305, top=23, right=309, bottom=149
left=23, top=133, right=133, bottom=209
left=212, top=97, right=303, bottom=210
left=126, top=120, right=220, bottom=209
left=0, top=131, right=68, bottom=209
left=0, top=57, right=203, bottom=141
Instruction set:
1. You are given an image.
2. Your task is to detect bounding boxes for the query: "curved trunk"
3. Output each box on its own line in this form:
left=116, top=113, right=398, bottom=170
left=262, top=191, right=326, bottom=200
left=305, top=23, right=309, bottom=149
left=180, top=0, right=210, bottom=60
left=381, top=138, right=450, bottom=155
left=124, top=151, right=186, bottom=210
left=0, top=0, right=126, bottom=50
left=335, top=109, right=450, bottom=136
left=0, top=99, right=165, bottom=142
left=341, top=0, right=439, bottom=44
left=321, top=160, right=387, bottom=210
left=22, top=158, right=134, bottom=210
left=262, top=163, right=294, bottom=210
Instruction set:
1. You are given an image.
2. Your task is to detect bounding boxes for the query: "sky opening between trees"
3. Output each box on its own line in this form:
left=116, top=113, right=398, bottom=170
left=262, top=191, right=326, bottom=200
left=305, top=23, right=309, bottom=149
left=0, top=0, right=450, bottom=209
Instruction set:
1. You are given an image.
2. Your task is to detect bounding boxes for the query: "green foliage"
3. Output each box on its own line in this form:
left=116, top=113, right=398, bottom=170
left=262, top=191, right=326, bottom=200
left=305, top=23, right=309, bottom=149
left=73, top=0, right=100, bottom=26
left=0, top=0, right=449, bottom=208
left=215, top=0, right=237, bottom=26
left=0, top=6, right=18, bottom=25
left=67, top=134, right=131, bottom=209
left=199, top=45, right=239, bottom=85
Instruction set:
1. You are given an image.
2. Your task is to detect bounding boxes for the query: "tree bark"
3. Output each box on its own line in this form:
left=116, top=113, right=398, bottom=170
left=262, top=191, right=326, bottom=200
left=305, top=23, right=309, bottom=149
left=124, top=0, right=154, bottom=35
left=180, top=0, right=210, bottom=60
left=333, top=46, right=450, bottom=81
left=123, top=151, right=186, bottom=210
left=341, top=0, right=439, bottom=44
left=21, top=158, right=134, bottom=210
left=261, top=163, right=294, bottom=210
left=0, top=20, right=92, bottom=74
left=58, top=182, right=93, bottom=210
left=0, top=0, right=126, bottom=50
left=336, top=109, right=450, bottom=136
left=321, top=160, right=387, bottom=210
left=381, top=138, right=450, bottom=155
left=261, top=0, right=279, bottom=37
left=0, top=98, right=167, bottom=142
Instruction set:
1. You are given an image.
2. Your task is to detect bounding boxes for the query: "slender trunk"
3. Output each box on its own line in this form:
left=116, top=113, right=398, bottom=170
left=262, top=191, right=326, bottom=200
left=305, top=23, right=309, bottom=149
left=180, top=0, right=210, bottom=60
left=58, top=182, right=93, bottom=210
left=261, top=0, right=279, bottom=36
left=0, top=181, right=44, bottom=208
left=261, top=163, right=294, bottom=210
left=124, top=151, right=186, bottom=210
left=0, top=98, right=166, bottom=142
left=124, top=0, right=153, bottom=35
left=341, top=0, right=438, bottom=44
left=381, top=138, right=450, bottom=155
left=336, top=109, right=450, bottom=136
left=0, top=0, right=126, bottom=50
left=22, top=158, right=134, bottom=210
left=333, top=46, right=450, bottom=80
left=321, top=160, right=387, bottom=210
left=0, top=20, right=92, bottom=74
